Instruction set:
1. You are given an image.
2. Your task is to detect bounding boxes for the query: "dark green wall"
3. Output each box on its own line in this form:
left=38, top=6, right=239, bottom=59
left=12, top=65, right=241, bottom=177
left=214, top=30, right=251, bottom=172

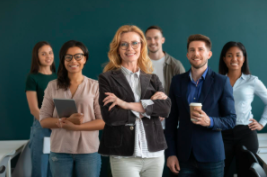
left=1, top=0, right=267, bottom=176
left=1, top=0, right=267, bottom=169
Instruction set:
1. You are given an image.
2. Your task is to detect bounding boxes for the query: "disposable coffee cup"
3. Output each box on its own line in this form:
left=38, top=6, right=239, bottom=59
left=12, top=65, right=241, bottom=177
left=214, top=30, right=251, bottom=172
left=189, top=103, right=202, bottom=122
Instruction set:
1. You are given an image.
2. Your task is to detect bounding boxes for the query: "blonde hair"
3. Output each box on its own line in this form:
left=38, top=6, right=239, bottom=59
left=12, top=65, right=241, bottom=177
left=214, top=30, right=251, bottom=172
left=103, top=25, right=153, bottom=74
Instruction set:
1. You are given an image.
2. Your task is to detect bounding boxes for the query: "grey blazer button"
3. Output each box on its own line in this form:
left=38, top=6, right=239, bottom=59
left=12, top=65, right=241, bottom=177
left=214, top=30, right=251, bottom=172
left=130, top=126, right=134, bottom=130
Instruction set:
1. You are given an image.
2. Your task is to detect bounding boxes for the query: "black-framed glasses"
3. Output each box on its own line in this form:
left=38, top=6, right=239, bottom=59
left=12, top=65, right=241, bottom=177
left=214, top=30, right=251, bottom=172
left=120, top=41, right=141, bottom=50
left=64, top=53, right=84, bottom=62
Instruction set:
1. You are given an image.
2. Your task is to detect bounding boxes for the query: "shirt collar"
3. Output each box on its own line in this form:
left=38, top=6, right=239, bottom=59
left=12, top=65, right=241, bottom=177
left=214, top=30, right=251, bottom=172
left=189, top=67, right=209, bottom=81
left=226, top=73, right=247, bottom=80
left=121, top=66, right=140, bottom=78
left=240, top=73, right=246, bottom=80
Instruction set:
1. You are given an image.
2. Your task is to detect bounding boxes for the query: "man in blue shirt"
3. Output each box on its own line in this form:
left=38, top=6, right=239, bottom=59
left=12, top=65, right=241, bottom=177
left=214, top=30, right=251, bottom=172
left=165, top=34, right=236, bottom=177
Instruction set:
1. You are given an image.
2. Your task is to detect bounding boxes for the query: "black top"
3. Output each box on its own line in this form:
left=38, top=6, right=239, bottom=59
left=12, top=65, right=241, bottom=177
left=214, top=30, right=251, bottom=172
left=25, top=72, right=57, bottom=108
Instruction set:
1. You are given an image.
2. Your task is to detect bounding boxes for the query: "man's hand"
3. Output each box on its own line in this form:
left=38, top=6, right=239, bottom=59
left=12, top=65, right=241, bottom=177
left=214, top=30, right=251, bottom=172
left=191, top=108, right=211, bottom=127
left=151, top=91, right=167, bottom=100
left=167, top=156, right=180, bottom=174
left=249, top=119, right=264, bottom=131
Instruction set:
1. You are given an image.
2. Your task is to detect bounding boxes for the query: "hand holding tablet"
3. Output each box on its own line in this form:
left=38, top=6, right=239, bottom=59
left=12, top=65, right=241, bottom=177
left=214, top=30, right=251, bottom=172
left=68, top=113, right=84, bottom=125
left=53, top=99, right=84, bottom=125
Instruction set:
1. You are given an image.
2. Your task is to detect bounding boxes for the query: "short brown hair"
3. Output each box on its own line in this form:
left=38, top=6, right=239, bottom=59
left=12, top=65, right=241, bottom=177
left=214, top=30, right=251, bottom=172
left=145, top=25, right=163, bottom=36
left=187, top=34, right=212, bottom=51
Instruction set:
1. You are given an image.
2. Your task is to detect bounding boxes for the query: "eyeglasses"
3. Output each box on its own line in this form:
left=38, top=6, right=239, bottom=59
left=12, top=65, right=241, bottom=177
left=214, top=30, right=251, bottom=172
left=120, top=41, right=141, bottom=50
left=64, top=53, right=84, bottom=62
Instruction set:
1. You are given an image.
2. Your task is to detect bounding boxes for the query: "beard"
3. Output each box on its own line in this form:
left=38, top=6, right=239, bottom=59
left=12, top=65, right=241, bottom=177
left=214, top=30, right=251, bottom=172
left=189, top=59, right=208, bottom=69
left=148, top=45, right=159, bottom=53
left=148, top=48, right=159, bottom=53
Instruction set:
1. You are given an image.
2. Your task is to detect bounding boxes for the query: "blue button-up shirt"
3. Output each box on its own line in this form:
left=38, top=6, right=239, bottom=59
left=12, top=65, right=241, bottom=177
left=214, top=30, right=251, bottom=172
left=187, top=67, right=214, bottom=128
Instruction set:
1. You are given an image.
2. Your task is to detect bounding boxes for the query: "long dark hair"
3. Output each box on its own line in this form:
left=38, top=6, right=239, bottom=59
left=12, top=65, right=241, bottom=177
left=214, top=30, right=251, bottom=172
left=30, top=41, right=56, bottom=73
left=219, top=41, right=250, bottom=75
left=57, top=40, right=89, bottom=90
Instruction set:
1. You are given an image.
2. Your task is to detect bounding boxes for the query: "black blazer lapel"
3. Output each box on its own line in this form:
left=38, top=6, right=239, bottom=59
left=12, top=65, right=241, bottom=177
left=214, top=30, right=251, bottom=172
left=181, top=72, right=190, bottom=113
left=140, top=71, right=152, bottom=99
left=111, top=69, right=135, bottom=101
left=198, top=68, right=214, bottom=104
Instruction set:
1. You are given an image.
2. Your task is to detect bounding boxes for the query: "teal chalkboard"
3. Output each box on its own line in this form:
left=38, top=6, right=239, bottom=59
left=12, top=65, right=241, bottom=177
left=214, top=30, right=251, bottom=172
left=1, top=0, right=267, bottom=176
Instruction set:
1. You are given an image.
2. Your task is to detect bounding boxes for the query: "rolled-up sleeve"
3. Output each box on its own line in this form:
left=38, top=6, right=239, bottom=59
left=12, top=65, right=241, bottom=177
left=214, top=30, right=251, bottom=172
left=131, top=99, right=155, bottom=119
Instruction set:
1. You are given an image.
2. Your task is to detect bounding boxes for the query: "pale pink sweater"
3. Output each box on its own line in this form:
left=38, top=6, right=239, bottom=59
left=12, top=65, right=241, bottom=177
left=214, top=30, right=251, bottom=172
left=39, top=76, right=102, bottom=154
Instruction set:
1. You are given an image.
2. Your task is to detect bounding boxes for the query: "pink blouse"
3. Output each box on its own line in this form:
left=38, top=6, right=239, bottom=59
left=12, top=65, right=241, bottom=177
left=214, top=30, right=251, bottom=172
left=39, top=76, right=102, bottom=154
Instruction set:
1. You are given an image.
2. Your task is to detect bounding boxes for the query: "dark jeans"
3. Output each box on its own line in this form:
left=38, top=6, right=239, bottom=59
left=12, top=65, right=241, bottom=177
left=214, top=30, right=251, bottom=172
left=178, top=153, right=224, bottom=177
left=222, top=125, right=259, bottom=177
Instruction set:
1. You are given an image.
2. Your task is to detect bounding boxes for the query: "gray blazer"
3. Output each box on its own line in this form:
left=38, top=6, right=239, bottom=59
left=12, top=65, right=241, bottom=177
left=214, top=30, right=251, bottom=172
left=98, top=69, right=171, bottom=156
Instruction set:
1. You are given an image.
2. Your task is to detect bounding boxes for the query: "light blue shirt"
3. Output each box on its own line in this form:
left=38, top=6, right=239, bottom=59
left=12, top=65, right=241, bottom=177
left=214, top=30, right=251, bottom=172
left=188, top=68, right=214, bottom=128
left=233, top=74, right=267, bottom=126
left=120, top=66, right=164, bottom=158
left=120, top=66, right=153, bottom=119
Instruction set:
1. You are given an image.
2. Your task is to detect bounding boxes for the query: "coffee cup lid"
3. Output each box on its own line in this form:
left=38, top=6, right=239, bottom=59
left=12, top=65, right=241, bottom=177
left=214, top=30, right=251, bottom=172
left=189, top=102, right=202, bottom=106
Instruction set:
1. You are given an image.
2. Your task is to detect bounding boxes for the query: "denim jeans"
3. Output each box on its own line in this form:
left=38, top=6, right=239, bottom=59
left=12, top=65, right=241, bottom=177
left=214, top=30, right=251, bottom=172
left=178, top=154, right=224, bottom=177
left=49, top=152, right=101, bottom=177
left=29, top=119, right=52, bottom=177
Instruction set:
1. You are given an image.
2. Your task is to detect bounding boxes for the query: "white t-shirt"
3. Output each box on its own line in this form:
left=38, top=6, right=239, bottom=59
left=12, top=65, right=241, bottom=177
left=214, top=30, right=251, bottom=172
left=151, top=56, right=165, bottom=88
left=151, top=56, right=166, bottom=129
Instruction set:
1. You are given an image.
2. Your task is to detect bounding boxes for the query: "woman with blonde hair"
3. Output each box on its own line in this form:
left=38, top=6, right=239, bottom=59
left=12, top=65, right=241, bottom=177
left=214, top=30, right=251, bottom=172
left=98, top=25, right=171, bottom=177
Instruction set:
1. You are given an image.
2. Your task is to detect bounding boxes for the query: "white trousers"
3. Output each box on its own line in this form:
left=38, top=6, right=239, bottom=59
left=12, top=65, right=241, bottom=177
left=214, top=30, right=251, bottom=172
left=110, top=155, right=165, bottom=177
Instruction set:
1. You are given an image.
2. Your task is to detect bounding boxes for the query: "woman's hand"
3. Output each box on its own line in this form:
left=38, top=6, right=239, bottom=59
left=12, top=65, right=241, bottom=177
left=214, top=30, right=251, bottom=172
left=103, top=92, right=128, bottom=111
left=159, top=117, right=165, bottom=121
left=151, top=91, right=168, bottom=100
left=56, top=119, right=78, bottom=130
left=55, top=118, right=66, bottom=128
left=249, top=119, right=264, bottom=131
left=68, top=113, right=84, bottom=125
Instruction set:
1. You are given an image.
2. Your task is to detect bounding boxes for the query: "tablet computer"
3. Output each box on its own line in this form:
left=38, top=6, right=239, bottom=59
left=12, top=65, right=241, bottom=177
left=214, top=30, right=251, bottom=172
left=53, top=98, right=78, bottom=118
